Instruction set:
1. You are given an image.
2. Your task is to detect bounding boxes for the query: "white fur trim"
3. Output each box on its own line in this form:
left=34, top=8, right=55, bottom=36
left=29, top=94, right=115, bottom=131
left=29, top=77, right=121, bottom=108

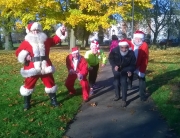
left=20, top=65, right=55, bottom=78
left=20, top=68, right=39, bottom=78
left=119, top=42, right=129, bottom=46
left=20, top=85, right=34, bottom=96
left=18, top=50, right=29, bottom=63
left=56, top=27, right=67, bottom=40
left=30, top=22, right=42, bottom=31
left=33, top=61, right=41, bottom=72
left=134, top=34, right=144, bottom=39
left=45, top=85, right=57, bottom=93
left=72, top=50, right=79, bottom=54
left=26, top=27, right=30, bottom=34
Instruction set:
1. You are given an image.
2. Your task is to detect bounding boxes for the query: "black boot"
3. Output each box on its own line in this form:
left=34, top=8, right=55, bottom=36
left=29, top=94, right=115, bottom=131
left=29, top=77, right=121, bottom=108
left=24, top=95, right=31, bottom=110
left=49, top=93, right=59, bottom=107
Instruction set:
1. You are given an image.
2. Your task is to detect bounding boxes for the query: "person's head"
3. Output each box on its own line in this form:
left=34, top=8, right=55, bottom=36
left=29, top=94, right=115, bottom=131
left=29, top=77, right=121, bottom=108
left=133, top=30, right=145, bottom=46
left=71, top=46, right=80, bottom=60
left=119, top=39, right=129, bottom=56
left=112, top=35, right=118, bottom=41
left=26, top=22, right=42, bottom=35
left=90, top=40, right=99, bottom=54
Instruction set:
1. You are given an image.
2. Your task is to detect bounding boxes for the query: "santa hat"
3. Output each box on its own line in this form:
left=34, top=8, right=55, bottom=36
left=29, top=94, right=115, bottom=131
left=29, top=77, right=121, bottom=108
left=71, top=46, right=79, bottom=54
left=133, top=30, right=145, bottom=39
left=26, top=22, right=42, bottom=33
left=119, top=39, right=130, bottom=47
left=90, top=40, right=99, bottom=48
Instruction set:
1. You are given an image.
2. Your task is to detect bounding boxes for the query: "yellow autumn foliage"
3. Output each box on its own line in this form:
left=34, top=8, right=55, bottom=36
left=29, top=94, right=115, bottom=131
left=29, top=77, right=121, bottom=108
left=0, top=0, right=152, bottom=32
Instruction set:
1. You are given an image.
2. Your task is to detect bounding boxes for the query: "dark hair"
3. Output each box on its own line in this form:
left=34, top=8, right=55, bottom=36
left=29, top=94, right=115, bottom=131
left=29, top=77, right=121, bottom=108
left=112, top=35, right=118, bottom=40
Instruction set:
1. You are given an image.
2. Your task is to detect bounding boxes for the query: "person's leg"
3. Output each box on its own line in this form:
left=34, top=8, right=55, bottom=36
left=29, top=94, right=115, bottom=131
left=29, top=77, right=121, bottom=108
left=120, top=72, right=128, bottom=107
left=88, top=64, right=99, bottom=89
left=128, top=74, right=133, bottom=89
left=92, top=63, right=99, bottom=88
left=21, top=76, right=39, bottom=110
left=64, top=74, right=77, bottom=94
left=113, top=71, right=121, bottom=101
left=80, top=77, right=89, bottom=102
left=41, top=74, right=58, bottom=106
left=139, top=76, right=146, bottom=101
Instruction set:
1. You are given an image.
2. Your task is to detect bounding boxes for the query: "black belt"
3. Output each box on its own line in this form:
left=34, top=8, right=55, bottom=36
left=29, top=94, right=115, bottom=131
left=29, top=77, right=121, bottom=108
left=31, top=56, right=49, bottom=62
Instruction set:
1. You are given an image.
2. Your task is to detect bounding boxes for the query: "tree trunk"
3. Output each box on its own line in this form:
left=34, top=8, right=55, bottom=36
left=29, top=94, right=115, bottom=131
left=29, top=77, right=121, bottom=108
left=153, top=32, right=158, bottom=45
left=70, top=29, right=76, bottom=50
left=4, top=32, right=13, bottom=50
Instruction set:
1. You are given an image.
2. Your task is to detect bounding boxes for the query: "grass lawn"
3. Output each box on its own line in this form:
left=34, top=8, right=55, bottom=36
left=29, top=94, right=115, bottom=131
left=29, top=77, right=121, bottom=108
left=0, top=49, right=84, bottom=137
left=1, top=47, right=180, bottom=137
left=147, top=47, right=180, bottom=135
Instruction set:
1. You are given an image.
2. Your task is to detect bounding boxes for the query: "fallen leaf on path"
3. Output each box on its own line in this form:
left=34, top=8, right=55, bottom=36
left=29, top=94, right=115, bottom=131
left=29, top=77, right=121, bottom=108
left=90, top=102, right=97, bottom=107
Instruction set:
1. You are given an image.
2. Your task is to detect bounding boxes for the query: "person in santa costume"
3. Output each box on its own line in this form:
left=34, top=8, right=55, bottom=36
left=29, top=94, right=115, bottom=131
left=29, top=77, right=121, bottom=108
left=15, top=22, right=67, bottom=110
left=65, top=46, right=89, bottom=102
left=128, top=30, right=149, bottom=101
left=84, top=40, right=107, bottom=96
left=109, top=39, right=136, bottom=107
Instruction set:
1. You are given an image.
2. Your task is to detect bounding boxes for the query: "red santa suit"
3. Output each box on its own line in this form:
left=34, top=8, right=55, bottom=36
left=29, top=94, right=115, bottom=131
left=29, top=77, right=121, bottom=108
left=15, top=22, right=67, bottom=96
left=65, top=47, right=89, bottom=101
left=130, top=31, right=149, bottom=77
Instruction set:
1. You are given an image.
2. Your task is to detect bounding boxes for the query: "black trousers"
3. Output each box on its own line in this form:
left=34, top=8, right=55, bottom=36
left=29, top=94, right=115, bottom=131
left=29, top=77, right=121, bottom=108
left=89, top=63, right=99, bottom=88
left=113, top=70, right=128, bottom=101
left=128, top=74, right=146, bottom=99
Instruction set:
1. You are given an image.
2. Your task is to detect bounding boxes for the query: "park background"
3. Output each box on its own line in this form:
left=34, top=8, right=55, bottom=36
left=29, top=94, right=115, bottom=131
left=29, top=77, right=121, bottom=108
left=0, top=0, right=180, bottom=137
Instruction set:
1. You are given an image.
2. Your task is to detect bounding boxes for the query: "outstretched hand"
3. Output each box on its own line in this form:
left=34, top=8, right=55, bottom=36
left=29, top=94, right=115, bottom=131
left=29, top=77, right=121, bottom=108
left=69, top=69, right=76, bottom=75
left=114, top=66, right=119, bottom=71
left=127, top=71, right=132, bottom=77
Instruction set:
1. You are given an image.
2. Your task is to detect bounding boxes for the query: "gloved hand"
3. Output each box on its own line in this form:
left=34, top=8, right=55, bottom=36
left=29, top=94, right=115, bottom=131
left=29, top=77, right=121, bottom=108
left=138, top=71, right=145, bottom=78
left=77, top=73, right=83, bottom=81
left=69, top=69, right=76, bottom=75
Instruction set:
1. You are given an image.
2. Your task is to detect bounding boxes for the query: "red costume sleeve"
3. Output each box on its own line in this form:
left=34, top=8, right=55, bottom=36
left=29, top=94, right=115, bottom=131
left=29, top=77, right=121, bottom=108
left=138, top=42, right=149, bottom=73
left=66, top=55, right=73, bottom=71
left=15, top=41, right=30, bottom=63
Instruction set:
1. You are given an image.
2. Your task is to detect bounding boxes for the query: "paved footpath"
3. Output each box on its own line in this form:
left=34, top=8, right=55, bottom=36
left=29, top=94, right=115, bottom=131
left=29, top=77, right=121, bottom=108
left=65, top=62, right=179, bottom=138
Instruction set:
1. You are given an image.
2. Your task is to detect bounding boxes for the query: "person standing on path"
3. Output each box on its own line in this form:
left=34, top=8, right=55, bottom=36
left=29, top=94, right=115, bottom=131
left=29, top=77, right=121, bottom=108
left=65, top=47, right=90, bottom=102
left=109, top=39, right=136, bottom=107
left=84, top=40, right=107, bottom=96
left=109, top=35, right=119, bottom=52
left=15, top=22, right=67, bottom=110
left=128, top=30, right=149, bottom=101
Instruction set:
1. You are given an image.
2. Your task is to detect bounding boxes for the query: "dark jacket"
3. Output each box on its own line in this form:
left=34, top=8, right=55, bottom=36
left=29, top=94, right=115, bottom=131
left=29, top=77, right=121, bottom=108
left=108, top=46, right=136, bottom=73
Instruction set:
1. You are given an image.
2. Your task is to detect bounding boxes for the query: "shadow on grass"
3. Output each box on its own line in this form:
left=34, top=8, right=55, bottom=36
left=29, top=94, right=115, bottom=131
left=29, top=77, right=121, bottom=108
left=147, top=69, right=180, bottom=95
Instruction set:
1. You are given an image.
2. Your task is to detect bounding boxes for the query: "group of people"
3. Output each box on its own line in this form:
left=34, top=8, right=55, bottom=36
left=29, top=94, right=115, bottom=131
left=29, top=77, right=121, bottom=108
left=65, top=40, right=107, bottom=102
left=109, top=30, right=149, bottom=107
left=16, top=21, right=148, bottom=110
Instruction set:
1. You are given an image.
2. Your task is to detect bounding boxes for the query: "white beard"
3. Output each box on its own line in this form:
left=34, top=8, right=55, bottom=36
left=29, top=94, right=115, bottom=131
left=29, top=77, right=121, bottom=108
left=120, top=51, right=128, bottom=56
left=133, top=40, right=143, bottom=47
left=25, top=32, right=47, bottom=43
